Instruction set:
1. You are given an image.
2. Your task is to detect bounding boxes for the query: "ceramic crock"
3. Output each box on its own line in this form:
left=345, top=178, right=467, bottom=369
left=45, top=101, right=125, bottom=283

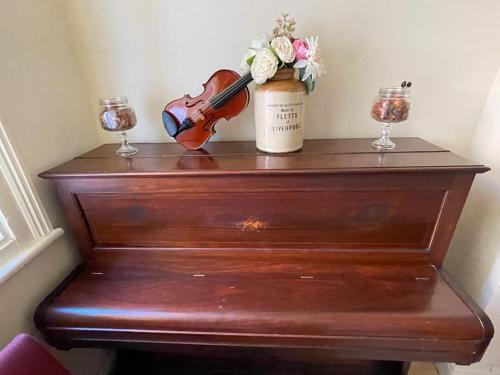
left=254, top=68, right=306, bottom=153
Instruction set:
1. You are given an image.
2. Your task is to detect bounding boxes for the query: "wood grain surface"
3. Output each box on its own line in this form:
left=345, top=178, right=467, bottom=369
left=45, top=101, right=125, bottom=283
left=35, top=138, right=493, bottom=368
left=40, top=138, right=488, bottom=178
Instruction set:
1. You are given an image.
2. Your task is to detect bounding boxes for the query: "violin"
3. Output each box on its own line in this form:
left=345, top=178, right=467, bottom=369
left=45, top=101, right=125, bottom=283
left=162, top=70, right=253, bottom=150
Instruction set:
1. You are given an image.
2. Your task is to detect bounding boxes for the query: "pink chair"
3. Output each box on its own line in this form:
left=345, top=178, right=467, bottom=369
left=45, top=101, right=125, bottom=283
left=0, top=334, right=71, bottom=375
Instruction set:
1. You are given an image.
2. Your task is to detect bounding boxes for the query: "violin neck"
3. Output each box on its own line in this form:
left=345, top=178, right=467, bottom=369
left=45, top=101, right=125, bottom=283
left=210, top=72, right=253, bottom=109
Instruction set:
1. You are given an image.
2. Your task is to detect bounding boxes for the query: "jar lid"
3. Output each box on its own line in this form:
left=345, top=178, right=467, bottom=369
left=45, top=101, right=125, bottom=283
left=379, top=87, right=410, bottom=97
left=99, top=96, right=129, bottom=107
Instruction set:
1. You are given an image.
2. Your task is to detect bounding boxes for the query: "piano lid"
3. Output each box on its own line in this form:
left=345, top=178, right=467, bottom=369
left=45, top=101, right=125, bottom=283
left=39, top=138, right=489, bottom=178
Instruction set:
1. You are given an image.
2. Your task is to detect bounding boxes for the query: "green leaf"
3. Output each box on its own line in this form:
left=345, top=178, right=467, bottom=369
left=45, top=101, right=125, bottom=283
left=304, top=76, right=314, bottom=95
left=269, top=47, right=285, bottom=68
left=246, top=55, right=255, bottom=66
left=298, top=68, right=315, bottom=94
left=298, top=67, right=306, bottom=81
left=270, top=46, right=280, bottom=59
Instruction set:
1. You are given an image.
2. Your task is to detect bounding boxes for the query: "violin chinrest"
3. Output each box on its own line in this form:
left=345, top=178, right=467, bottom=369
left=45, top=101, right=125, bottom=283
left=162, top=111, right=179, bottom=137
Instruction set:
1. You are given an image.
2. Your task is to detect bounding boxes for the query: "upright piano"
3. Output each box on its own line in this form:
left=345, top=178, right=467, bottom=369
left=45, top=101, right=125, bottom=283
left=36, top=138, right=493, bottom=374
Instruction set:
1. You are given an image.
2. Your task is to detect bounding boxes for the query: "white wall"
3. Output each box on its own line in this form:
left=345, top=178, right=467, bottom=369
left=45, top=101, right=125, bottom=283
left=61, top=0, right=500, bottom=154
left=446, top=67, right=500, bottom=306
left=440, top=67, right=500, bottom=374
left=1, top=1, right=500, bottom=374
left=0, top=0, right=110, bottom=374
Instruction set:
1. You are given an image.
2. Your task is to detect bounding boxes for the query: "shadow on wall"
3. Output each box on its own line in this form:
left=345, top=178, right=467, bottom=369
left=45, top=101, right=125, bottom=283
left=445, top=66, right=500, bottom=307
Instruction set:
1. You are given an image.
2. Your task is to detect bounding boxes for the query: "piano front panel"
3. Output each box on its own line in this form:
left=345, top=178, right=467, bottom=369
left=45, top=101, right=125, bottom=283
left=61, top=171, right=467, bottom=258
left=77, top=189, right=445, bottom=250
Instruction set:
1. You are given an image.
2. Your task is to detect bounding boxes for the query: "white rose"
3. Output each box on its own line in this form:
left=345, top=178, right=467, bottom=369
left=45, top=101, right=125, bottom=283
left=250, top=48, right=278, bottom=84
left=271, top=36, right=295, bottom=63
left=250, top=34, right=271, bottom=51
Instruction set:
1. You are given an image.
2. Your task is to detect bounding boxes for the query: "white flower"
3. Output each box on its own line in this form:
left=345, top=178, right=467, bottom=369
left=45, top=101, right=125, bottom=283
left=240, top=34, right=271, bottom=72
left=250, top=34, right=271, bottom=51
left=293, top=36, right=326, bottom=82
left=240, top=50, right=255, bottom=72
left=271, top=36, right=295, bottom=63
left=250, top=48, right=278, bottom=84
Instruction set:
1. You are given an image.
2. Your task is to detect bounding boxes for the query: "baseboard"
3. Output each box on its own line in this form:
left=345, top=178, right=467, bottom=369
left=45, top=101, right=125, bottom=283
left=436, top=362, right=500, bottom=375
left=99, top=350, right=117, bottom=375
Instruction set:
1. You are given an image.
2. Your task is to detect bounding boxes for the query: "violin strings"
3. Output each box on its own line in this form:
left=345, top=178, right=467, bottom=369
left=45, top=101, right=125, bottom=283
left=191, top=74, right=250, bottom=120
left=183, top=72, right=253, bottom=127
left=211, top=72, right=252, bottom=107
left=213, top=72, right=252, bottom=103
left=192, top=74, right=251, bottom=120
left=211, top=78, right=251, bottom=108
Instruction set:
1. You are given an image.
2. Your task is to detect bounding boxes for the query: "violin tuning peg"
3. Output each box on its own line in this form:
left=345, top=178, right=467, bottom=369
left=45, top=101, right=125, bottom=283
left=406, top=81, right=412, bottom=88
left=401, top=81, right=407, bottom=88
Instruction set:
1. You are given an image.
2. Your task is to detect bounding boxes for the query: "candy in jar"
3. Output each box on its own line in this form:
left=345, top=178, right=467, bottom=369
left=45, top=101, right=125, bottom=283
left=371, top=96, right=411, bottom=123
left=371, top=86, right=412, bottom=150
left=98, top=96, right=138, bottom=156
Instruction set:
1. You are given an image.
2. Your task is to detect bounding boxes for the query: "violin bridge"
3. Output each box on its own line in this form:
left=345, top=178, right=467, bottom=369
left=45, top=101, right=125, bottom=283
left=197, top=109, right=206, bottom=122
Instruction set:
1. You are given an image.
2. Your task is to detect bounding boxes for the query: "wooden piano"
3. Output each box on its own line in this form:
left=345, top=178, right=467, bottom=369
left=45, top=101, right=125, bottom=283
left=35, top=138, right=493, bottom=374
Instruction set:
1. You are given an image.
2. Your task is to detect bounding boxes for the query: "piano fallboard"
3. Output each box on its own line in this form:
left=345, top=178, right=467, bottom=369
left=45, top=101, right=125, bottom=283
left=37, top=249, right=491, bottom=364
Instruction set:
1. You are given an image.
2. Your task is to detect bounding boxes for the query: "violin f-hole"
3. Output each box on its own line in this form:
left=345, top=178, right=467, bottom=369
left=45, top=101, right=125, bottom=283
left=185, top=99, right=204, bottom=108
left=202, top=114, right=215, bottom=132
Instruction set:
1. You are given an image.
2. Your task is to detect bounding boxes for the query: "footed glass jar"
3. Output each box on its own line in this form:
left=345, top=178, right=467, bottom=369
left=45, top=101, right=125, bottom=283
left=370, top=87, right=411, bottom=150
left=99, top=96, right=138, bottom=157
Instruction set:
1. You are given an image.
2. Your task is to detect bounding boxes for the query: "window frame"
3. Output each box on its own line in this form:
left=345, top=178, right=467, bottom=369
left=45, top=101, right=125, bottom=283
left=0, top=119, right=63, bottom=284
left=0, top=208, right=15, bottom=250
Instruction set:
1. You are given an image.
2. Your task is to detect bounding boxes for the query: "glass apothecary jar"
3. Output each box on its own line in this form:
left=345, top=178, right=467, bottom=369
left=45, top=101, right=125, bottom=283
left=98, top=96, right=138, bottom=156
left=370, top=87, right=412, bottom=150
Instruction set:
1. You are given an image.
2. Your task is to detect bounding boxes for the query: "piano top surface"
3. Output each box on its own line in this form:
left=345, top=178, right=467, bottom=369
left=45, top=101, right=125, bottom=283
left=39, top=138, right=488, bottom=178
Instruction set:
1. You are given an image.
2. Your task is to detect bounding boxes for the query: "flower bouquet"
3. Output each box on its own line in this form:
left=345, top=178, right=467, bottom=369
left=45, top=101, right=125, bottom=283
left=241, top=13, right=326, bottom=94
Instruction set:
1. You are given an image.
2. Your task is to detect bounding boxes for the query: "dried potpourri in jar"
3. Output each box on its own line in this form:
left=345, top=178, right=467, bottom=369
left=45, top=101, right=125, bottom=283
left=370, top=84, right=412, bottom=150
left=98, top=96, right=138, bottom=156
left=371, top=87, right=411, bottom=123
left=99, top=97, right=137, bottom=131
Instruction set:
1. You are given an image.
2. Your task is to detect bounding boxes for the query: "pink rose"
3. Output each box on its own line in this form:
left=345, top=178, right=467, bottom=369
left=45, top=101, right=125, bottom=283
left=292, top=39, right=309, bottom=60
